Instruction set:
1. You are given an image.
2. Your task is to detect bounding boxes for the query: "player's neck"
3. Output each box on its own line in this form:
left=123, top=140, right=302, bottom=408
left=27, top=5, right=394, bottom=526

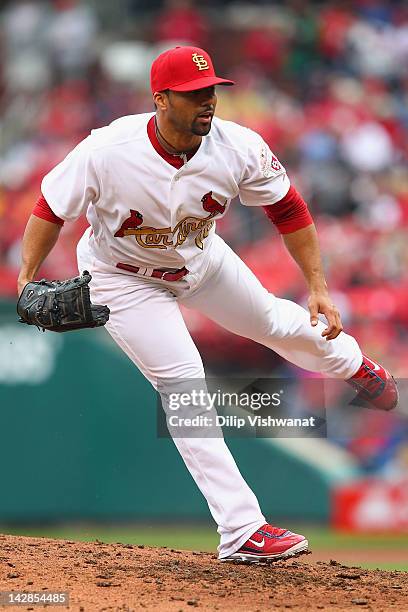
left=155, top=116, right=201, bottom=155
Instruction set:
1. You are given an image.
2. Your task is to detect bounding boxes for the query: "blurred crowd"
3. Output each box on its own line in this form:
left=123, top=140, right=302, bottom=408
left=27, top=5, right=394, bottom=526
left=1, top=0, right=408, bottom=403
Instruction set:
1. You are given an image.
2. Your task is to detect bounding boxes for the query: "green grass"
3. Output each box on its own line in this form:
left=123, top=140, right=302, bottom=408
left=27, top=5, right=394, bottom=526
left=1, top=524, right=407, bottom=571
left=295, top=526, right=408, bottom=550
left=1, top=524, right=218, bottom=551
left=362, top=562, right=408, bottom=571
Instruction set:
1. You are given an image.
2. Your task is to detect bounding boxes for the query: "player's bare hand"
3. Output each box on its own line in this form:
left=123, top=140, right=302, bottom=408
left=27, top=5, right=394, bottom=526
left=308, top=293, right=343, bottom=341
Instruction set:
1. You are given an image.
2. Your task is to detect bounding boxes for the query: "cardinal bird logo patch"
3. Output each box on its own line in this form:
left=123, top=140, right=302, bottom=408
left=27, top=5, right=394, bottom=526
left=201, top=191, right=226, bottom=215
left=114, top=210, right=144, bottom=237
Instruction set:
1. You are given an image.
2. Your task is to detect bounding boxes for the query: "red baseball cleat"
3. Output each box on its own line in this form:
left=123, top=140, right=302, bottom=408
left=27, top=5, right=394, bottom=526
left=222, top=524, right=309, bottom=563
left=347, top=355, right=398, bottom=411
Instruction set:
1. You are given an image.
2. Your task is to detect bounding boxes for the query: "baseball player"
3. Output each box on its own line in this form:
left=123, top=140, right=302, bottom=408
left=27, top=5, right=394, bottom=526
left=17, top=46, right=398, bottom=563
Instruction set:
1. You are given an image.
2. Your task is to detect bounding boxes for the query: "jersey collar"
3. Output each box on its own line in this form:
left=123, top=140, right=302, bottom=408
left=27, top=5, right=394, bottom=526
left=147, top=116, right=200, bottom=169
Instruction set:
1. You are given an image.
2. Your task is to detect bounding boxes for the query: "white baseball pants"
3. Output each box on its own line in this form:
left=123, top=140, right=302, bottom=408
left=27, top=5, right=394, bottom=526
left=77, top=232, right=362, bottom=558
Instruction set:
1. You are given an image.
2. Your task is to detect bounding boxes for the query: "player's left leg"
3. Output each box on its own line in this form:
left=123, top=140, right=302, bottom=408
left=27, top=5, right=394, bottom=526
left=180, top=235, right=397, bottom=411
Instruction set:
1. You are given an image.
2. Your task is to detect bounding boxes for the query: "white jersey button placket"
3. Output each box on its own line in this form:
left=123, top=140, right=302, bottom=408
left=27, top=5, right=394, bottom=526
left=170, top=168, right=184, bottom=241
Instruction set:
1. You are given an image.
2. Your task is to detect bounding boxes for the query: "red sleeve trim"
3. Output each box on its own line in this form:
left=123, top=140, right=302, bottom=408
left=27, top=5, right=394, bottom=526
left=263, top=185, right=313, bottom=234
left=33, top=194, right=64, bottom=226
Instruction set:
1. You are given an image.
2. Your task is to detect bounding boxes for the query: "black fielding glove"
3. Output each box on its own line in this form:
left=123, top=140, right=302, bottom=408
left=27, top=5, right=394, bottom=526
left=17, top=271, right=110, bottom=332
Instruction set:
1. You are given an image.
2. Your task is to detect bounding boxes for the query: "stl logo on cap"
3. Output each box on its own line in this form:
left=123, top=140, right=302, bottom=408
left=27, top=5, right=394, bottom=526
left=192, top=52, right=209, bottom=71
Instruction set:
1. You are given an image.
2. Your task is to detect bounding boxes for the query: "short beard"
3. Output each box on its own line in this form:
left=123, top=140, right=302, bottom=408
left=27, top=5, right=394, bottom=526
left=191, top=119, right=212, bottom=136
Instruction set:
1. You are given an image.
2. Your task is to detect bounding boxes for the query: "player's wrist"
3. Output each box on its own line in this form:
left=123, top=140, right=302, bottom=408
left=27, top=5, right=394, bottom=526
left=308, top=278, right=328, bottom=295
left=17, top=280, right=29, bottom=297
left=17, top=273, right=34, bottom=296
left=309, top=287, right=329, bottom=296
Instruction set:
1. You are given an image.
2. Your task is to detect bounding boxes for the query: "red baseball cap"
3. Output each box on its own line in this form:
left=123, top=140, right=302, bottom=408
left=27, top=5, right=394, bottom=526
left=150, top=46, right=234, bottom=93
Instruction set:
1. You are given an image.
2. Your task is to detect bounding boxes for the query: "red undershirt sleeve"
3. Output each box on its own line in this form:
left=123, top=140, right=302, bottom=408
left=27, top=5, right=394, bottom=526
left=32, top=194, right=65, bottom=226
left=262, top=185, right=313, bottom=234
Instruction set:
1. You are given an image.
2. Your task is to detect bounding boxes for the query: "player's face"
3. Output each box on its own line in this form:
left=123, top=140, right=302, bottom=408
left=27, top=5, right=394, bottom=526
left=166, top=86, right=217, bottom=136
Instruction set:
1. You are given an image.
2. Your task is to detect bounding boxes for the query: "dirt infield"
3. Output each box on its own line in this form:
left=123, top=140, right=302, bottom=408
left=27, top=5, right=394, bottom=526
left=0, top=535, right=407, bottom=611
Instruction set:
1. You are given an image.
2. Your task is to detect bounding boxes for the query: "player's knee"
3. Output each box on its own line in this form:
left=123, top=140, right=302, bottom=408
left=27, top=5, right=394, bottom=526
left=155, top=363, right=205, bottom=381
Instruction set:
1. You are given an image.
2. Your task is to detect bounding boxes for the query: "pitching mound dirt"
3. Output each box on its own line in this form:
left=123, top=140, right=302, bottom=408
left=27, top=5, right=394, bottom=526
left=0, top=534, right=407, bottom=611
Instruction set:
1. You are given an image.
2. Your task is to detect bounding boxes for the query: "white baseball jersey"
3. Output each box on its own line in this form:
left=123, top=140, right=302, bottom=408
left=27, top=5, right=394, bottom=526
left=41, top=112, right=290, bottom=273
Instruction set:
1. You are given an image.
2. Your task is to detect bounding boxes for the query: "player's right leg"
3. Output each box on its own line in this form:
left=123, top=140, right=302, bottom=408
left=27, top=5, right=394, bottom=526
left=76, top=246, right=268, bottom=559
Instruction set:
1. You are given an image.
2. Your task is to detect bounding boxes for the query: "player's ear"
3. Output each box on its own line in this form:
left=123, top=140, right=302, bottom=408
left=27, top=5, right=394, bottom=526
left=153, top=90, right=169, bottom=112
